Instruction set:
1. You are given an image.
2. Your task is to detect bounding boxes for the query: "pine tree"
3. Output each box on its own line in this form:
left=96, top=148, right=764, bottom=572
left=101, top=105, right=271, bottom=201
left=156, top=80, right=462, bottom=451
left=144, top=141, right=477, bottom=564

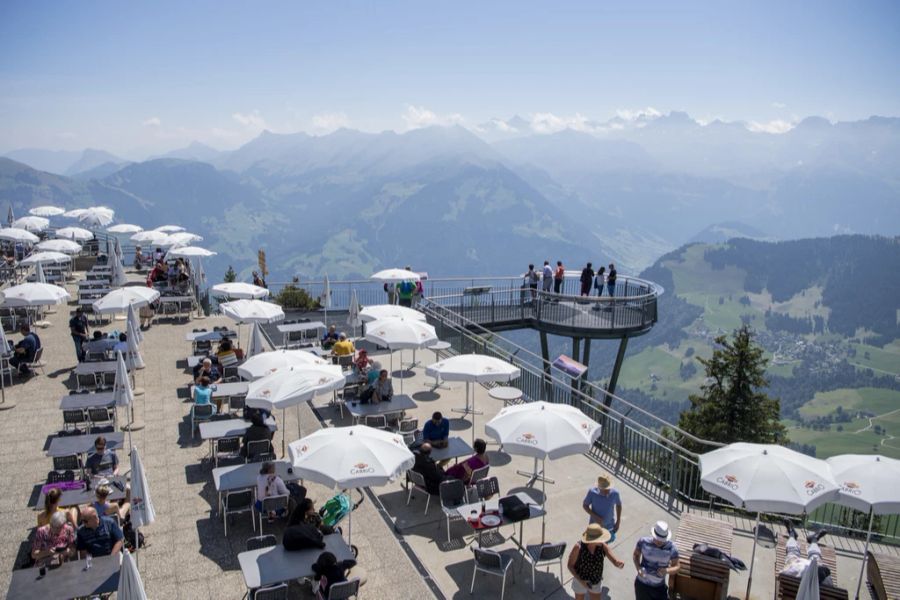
left=678, top=325, right=787, bottom=446
left=223, top=265, right=237, bottom=283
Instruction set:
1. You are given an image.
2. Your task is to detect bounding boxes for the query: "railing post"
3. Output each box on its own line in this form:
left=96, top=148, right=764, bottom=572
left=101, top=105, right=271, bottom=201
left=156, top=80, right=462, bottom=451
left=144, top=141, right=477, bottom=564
left=667, top=445, right=679, bottom=511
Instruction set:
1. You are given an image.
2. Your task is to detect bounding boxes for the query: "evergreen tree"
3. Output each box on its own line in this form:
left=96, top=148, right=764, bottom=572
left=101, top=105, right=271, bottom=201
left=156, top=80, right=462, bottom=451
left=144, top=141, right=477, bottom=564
left=223, top=265, right=237, bottom=283
left=678, top=325, right=787, bottom=446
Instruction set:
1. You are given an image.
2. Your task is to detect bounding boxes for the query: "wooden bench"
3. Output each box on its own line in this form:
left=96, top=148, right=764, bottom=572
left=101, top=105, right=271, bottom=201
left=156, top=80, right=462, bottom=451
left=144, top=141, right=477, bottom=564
left=671, top=513, right=734, bottom=600
left=867, top=551, right=900, bottom=600
left=775, top=534, right=848, bottom=600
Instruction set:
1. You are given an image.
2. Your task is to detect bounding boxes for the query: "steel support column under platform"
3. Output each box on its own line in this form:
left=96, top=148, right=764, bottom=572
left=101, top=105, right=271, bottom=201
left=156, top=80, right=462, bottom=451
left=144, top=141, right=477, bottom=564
left=604, top=336, right=629, bottom=407
left=539, top=330, right=552, bottom=400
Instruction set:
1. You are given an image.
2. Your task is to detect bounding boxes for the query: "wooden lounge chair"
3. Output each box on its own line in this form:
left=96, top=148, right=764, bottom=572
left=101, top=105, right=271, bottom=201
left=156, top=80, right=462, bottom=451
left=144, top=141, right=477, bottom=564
left=671, top=513, right=734, bottom=600
left=867, top=551, right=900, bottom=600
left=774, top=534, right=848, bottom=600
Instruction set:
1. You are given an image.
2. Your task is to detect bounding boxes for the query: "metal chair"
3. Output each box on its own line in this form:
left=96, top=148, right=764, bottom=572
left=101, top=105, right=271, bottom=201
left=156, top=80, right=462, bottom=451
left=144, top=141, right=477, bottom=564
left=318, top=577, right=361, bottom=600
left=471, top=476, right=501, bottom=502
left=406, top=469, right=432, bottom=515
left=393, top=417, right=418, bottom=435
left=439, top=478, right=468, bottom=543
left=246, top=440, right=275, bottom=463
left=470, top=547, right=516, bottom=600
left=191, top=403, right=215, bottom=437
left=87, top=407, right=115, bottom=429
left=364, top=415, right=388, bottom=430
left=246, top=534, right=277, bottom=551
left=337, top=354, right=354, bottom=371
left=227, top=395, right=245, bottom=414
left=469, top=464, right=490, bottom=486
left=52, top=454, right=81, bottom=473
left=402, top=432, right=418, bottom=446
left=214, top=436, right=242, bottom=468
left=222, top=489, right=255, bottom=537
left=522, top=541, right=567, bottom=592
left=47, top=470, right=76, bottom=483
left=26, top=347, right=45, bottom=375
left=258, top=494, right=290, bottom=534
left=62, top=409, right=89, bottom=432
left=251, top=583, right=288, bottom=600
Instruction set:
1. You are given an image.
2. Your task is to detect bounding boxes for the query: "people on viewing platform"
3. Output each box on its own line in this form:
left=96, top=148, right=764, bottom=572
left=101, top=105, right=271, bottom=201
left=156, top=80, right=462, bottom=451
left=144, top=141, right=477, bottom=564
left=524, top=263, right=539, bottom=301
left=580, top=262, right=595, bottom=297
left=594, top=266, right=606, bottom=297
left=397, top=270, right=416, bottom=307
left=633, top=521, right=680, bottom=600
left=583, top=473, right=622, bottom=541
left=542, top=260, right=553, bottom=293
left=607, top=263, right=617, bottom=297
left=567, top=523, right=625, bottom=600
left=554, top=260, right=565, bottom=293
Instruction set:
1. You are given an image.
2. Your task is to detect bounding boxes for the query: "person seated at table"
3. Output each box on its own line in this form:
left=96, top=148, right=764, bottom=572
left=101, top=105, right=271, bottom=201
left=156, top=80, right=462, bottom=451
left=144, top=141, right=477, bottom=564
left=9, top=323, right=41, bottom=376
left=321, top=325, right=340, bottom=349
left=154, top=247, right=165, bottom=262
left=37, top=488, right=77, bottom=528
left=422, top=411, right=449, bottom=449
left=256, top=462, right=289, bottom=523
left=75, top=505, right=124, bottom=558
left=192, top=375, right=217, bottom=415
left=371, top=369, right=393, bottom=404
left=312, top=550, right=358, bottom=598
left=133, top=245, right=144, bottom=270
left=241, top=411, right=274, bottom=458
left=444, top=438, right=489, bottom=484
left=412, top=443, right=445, bottom=494
left=139, top=299, right=157, bottom=328
left=331, top=333, right=355, bottom=357
left=194, top=357, right=222, bottom=385
left=354, top=348, right=373, bottom=376
left=31, top=511, right=76, bottom=569
left=215, top=337, right=238, bottom=366
left=85, top=436, right=120, bottom=476
left=288, top=497, right=336, bottom=535
left=113, top=332, right=128, bottom=354
left=92, top=484, right=130, bottom=522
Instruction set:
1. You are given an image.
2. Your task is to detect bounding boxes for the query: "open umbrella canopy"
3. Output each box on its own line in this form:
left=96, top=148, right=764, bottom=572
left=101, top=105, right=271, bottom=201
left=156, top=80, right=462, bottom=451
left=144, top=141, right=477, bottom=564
left=167, top=231, right=203, bottom=245
left=221, top=299, right=284, bottom=323
left=699, top=442, right=839, bottom=514
left=370, top=268, right=421, bottom=282
left=426, top=354, right=520, bottom=383
left=62, top=208, right=88, bottom=218
left=485, top=401, right=602, bottom=459
left=20, top=251, right=72, bottom=265
left=238, top=349, right=329, bottom=381
left=210, top=282, right=269, bottom=299
left=245, top=365, right=345, bottom=411
left=35, top=238, right=82, bottom=254
left=12, top=216, right=49, bottom=232
left=825, top=454, right=900, bottom=514
left=78, top=206, right=115, bottom=227
left=154, top=225, right=185, bottom=233
left=56, top=226, right=94, bottom=241
left=2, top=282, right=70, bottom=306
left=364, top=317, right=437, bottom=349
left=93, top=287, right=161, bottom=314
left=29, top=205, right=65, bottom=217
left=0, top=227, right=40, bottom=243
left=107, top=223, right=143, bottom=234
left=288, top=425, right=414, bottom=489
left=167, top=245, right=216, bottom=258
left=359, top=304, right=426, bottom=323
left=130, top=230, right=168, bottom=244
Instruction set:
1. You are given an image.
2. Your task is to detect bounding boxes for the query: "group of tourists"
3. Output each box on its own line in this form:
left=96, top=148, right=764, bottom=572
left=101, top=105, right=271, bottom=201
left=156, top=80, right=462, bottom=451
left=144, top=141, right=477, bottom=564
left=383, top=266, right=424, bottom=307
left=522, top=260, right=618, bottom=300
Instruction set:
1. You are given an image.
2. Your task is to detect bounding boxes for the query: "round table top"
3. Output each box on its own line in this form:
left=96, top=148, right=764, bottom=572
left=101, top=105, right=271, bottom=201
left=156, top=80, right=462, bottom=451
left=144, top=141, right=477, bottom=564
left=488, top=386, right=523, bottom=401
left=428, top=340, right=451, bottom=351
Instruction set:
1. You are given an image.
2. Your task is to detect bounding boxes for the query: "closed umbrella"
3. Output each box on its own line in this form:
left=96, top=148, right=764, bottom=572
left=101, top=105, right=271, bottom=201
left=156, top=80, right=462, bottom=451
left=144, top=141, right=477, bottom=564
left=20, top=251, right=72, bottom=265
left=247, top=323, right=267, bottom=358
left=167, top=246, right=216, bottom=259
left=117, top=547, right=148, bottom=600
left=56, top=226, right=93, bottom=241
left=126, top=317, right=145, bottom=369
left=426, top=354, right=520, bottom=442
left=347, top=290, right=361, bottom=337
left=211, top=282, right=269, bottom=299
left=127, top=303, right=144, bottom=345
left=2, top=282, right=70, bottom=306
left=359, top=304, right=426, bottom=323
left=113, top=350, right=136, bottom=445
left=77, top=207, right=115, bottom=227
left=0, top=227, right=40, bottom=243
left=364, top=317, right=437, bottom=393
left=107, top=223, right=143, bottom=234
left=288, top=425, right=414, bottom=544
left=700, top=443, right=840, bottom=599
left=796, top=555, right=820, bottom=600
left=93, top=287, right=160, bottom=315
left=29, top=205, right=65, bottom=217
left=826, top=454, right=900, bottom=600
left=36, top=239, right=81, bottom=254
left=12, top=216, right=49, bottom=232
left=154, top=225, right=185, bottom=233
left=238, top=349, right=328, bottom=381
left=111, top=243, right=127, bottom=288
left=123, top=446, right=154, bottom=588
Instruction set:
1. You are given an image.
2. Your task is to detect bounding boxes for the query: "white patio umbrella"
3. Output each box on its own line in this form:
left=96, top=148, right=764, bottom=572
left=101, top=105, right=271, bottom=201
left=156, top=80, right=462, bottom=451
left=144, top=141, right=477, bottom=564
left=127, top=303, right=144, bottom=345
left=117, top=546, right=148, bottom=600
left=167, top=245, right=216, bottom=259
left=287, top=425, right=414, bottom=545
left=20, top=251, right=72, bottom=265
left=826, top=454, right=900, bottom=600
left=29, top=205, right=65, bottom=217
left=154, top=225, right=185, bottom=233
left=77, top=206, right=115, bottom=227
left=246, top=365, right=346, bottom=454
left=370, top=268, right=421, bottom=283
left=124, top=445, right=155, bottom=581
left=238, top=349, right=328, bottom=381
left=62, top=208, right=87, bottom=218
left=0, top=227, right=40, bottom=243
left=36, top=238, right=81, bottom=254
left=427, top=354, right=521, bottom=443
left=796, top=554, right=820, bottom=600
left=56, top=226, right=94, bottom=241
left=126, top=317, right=145, bottom=369
left=2, top=282, right=70, bottom=306
left=167, top=231, right=203, bottom=245
left=211, top=282, right=269, bottom=299
left=364, top=317, right=437, bottom=393
left=347, top=290, right=361, bottom=337
left=700, top=443, right=840, bottom=599
left=221, top=299, right=284, bottom=323
left=110, top=244, right=127, bottom=288
left=246, top=323, right=267, bottom=358
left=113, top=349, right=136, bottom=444
left=359, top=304, right=426, bottom=323
left=130, top=230, right=168, bottom=244
left=12, top=216, right=49, bottom=232
left=93, top=287, right=160, bottom=314
left=107, top=223, right=143, bottom=234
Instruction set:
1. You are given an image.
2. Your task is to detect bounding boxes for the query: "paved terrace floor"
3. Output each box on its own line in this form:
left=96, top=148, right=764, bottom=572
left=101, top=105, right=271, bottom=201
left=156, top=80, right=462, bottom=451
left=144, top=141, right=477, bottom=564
left=0, top=271, right=895, bottom=599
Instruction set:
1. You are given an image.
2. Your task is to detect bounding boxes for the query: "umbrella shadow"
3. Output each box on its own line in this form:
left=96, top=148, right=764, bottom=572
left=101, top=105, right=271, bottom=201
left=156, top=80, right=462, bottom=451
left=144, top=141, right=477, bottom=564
left=176, top=414, right=204, bottom=449
left=412, top=391, right=440, bottom=402
left=392, top=368, right=415, bottom=380
left=485, top=450, right=511, bottom=467
left=506, top=486, right=545, bottom=504
left=47, top=367, right=74, bottom=379
left=449, top=419, right=472, bottom=432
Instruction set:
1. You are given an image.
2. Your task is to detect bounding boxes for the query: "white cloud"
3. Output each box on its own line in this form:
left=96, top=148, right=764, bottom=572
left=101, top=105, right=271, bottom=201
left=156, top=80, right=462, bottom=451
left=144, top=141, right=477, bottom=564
left=771, top=102, right=787, bottom=109
left=615, top=107, right=662, bottom=121
left=747, top=119, right=795, bottom=134
left=56, top=131, right=76, bottom=140
left=232, top=110, right=267, bottom=130
left=529, top=112, right=592, bottom=134
left=402, top=105, right=464, bottom=130
left=142, top=116, right=162, bottom=127
left=311, top=112, right=350, bottom=133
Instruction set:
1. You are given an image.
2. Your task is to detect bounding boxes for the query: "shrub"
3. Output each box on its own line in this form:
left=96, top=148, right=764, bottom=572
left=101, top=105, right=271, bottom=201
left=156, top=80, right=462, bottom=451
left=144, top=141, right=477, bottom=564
left=273, top=285, right=320, bottom=310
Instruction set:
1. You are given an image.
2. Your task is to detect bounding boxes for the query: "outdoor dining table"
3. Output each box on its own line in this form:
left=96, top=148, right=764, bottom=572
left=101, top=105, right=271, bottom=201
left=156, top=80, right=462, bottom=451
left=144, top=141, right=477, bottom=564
left=47, top=432, right=125, bottom=457
left=199, top=416, right=277, bottom=459
left=36, top=475, right=128, bottom=509
left=456, top=491, right=546, bottom=549
left=73, top=361, right=131, bottom=376
left=212, top=460, right=302, bottom=512
left=429, top=436, right=474, bottom=463
left=488, top=386, right=523, bottom=407
left=184, top=329, right=236, bottom=342
left=5, top=554, right=120, bottom=599
left=189, top=381, right=249, bottom=399
left=238, top=534, right=355, bottom=590
left=59, top=391, right=116, bottom=410
left=345, top=393, right=417, bottom=423
left=277, top=320, right=324, bottom=348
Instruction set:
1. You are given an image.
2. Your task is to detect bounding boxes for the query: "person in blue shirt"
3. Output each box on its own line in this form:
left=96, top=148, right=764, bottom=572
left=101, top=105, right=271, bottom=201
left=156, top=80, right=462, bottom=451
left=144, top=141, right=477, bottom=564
left=422, top=411, right=449, bottom=449
left=75, top=506, right=124, bottom=558
left=633, top=521, right=680, bottom=600
left=193, top=375, right=216, bottom=414
left=69, top=307, right=89, bottom=362
left=321, top=325, right=340, bottom=349
left=10, top=323, right=40, bottom=375
left=84, top=436, right=119, bottom=476
left=582, top=473, right=622, bottom=541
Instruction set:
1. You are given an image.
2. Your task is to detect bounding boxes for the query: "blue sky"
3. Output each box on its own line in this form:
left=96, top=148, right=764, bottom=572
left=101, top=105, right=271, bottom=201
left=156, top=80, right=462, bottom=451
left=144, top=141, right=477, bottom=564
left=1, top=0, right=898, bottom=156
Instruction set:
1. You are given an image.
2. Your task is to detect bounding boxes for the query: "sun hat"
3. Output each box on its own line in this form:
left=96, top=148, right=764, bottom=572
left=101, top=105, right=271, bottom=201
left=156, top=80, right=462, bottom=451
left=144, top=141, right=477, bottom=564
left=597, top=474, right=612, bottom=489
left=651, top=520, right=671, bottom=542
left=582, top=523, right=611, bottom=544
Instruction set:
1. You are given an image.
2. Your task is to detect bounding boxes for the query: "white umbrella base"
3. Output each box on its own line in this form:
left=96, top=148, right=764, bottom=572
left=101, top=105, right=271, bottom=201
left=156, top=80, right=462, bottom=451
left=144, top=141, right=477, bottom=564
left=0, top=401, right=17, bottom=410
left=517, top=458, right=555, bottom=486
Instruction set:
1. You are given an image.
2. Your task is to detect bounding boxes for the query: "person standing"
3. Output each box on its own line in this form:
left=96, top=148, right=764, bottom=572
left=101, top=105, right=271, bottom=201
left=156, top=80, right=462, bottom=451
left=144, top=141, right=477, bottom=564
left=69, top=307, right=89, bottom=362
left=541, top=261, right=553, bottom=293
left=633, top=521, right=680, bottom=600
left=567, top=523, right=625, bottom=600
left=606, top=263, right=617, bottom=298
left=579, top=262, right=595, bottom=296
left=525, top=264, right=539, bottom=301
left=554, top=260, right=565, bottom=294
left=582, top=474, right=622, bottom=540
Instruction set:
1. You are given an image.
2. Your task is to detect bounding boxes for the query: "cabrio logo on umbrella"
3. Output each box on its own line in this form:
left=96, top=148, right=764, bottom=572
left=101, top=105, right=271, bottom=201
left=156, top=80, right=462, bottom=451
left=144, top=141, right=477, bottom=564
left=351, top=462, right=375, bottom=474
left=716, top=474, right=740, bottom=490
left=842, top=481, right=862, bottom=495
left=804, top=480, right=825, bottom=495
left=516, top=432, right=539, bottom=445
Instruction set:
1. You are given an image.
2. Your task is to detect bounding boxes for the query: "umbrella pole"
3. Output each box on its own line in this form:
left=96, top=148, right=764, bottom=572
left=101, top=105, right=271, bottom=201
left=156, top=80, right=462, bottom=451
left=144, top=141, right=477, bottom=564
left=541, top=457, right=547, bottom=544
left=471, top=383, right=475, bottom=444
left=282, top=408, right=286, bottom=457
left=745, top=513, right=760, bottom=600
left=347, top=491, right=353, bottom=547
left=855, top=508, right=875, bottom=600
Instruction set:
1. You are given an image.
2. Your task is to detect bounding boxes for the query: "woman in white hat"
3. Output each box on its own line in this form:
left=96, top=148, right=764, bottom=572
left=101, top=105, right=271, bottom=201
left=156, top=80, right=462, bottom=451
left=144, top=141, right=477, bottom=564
left=567, top=523, right=625, bottom=599
left=632, top=520, right=681, bottom=600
